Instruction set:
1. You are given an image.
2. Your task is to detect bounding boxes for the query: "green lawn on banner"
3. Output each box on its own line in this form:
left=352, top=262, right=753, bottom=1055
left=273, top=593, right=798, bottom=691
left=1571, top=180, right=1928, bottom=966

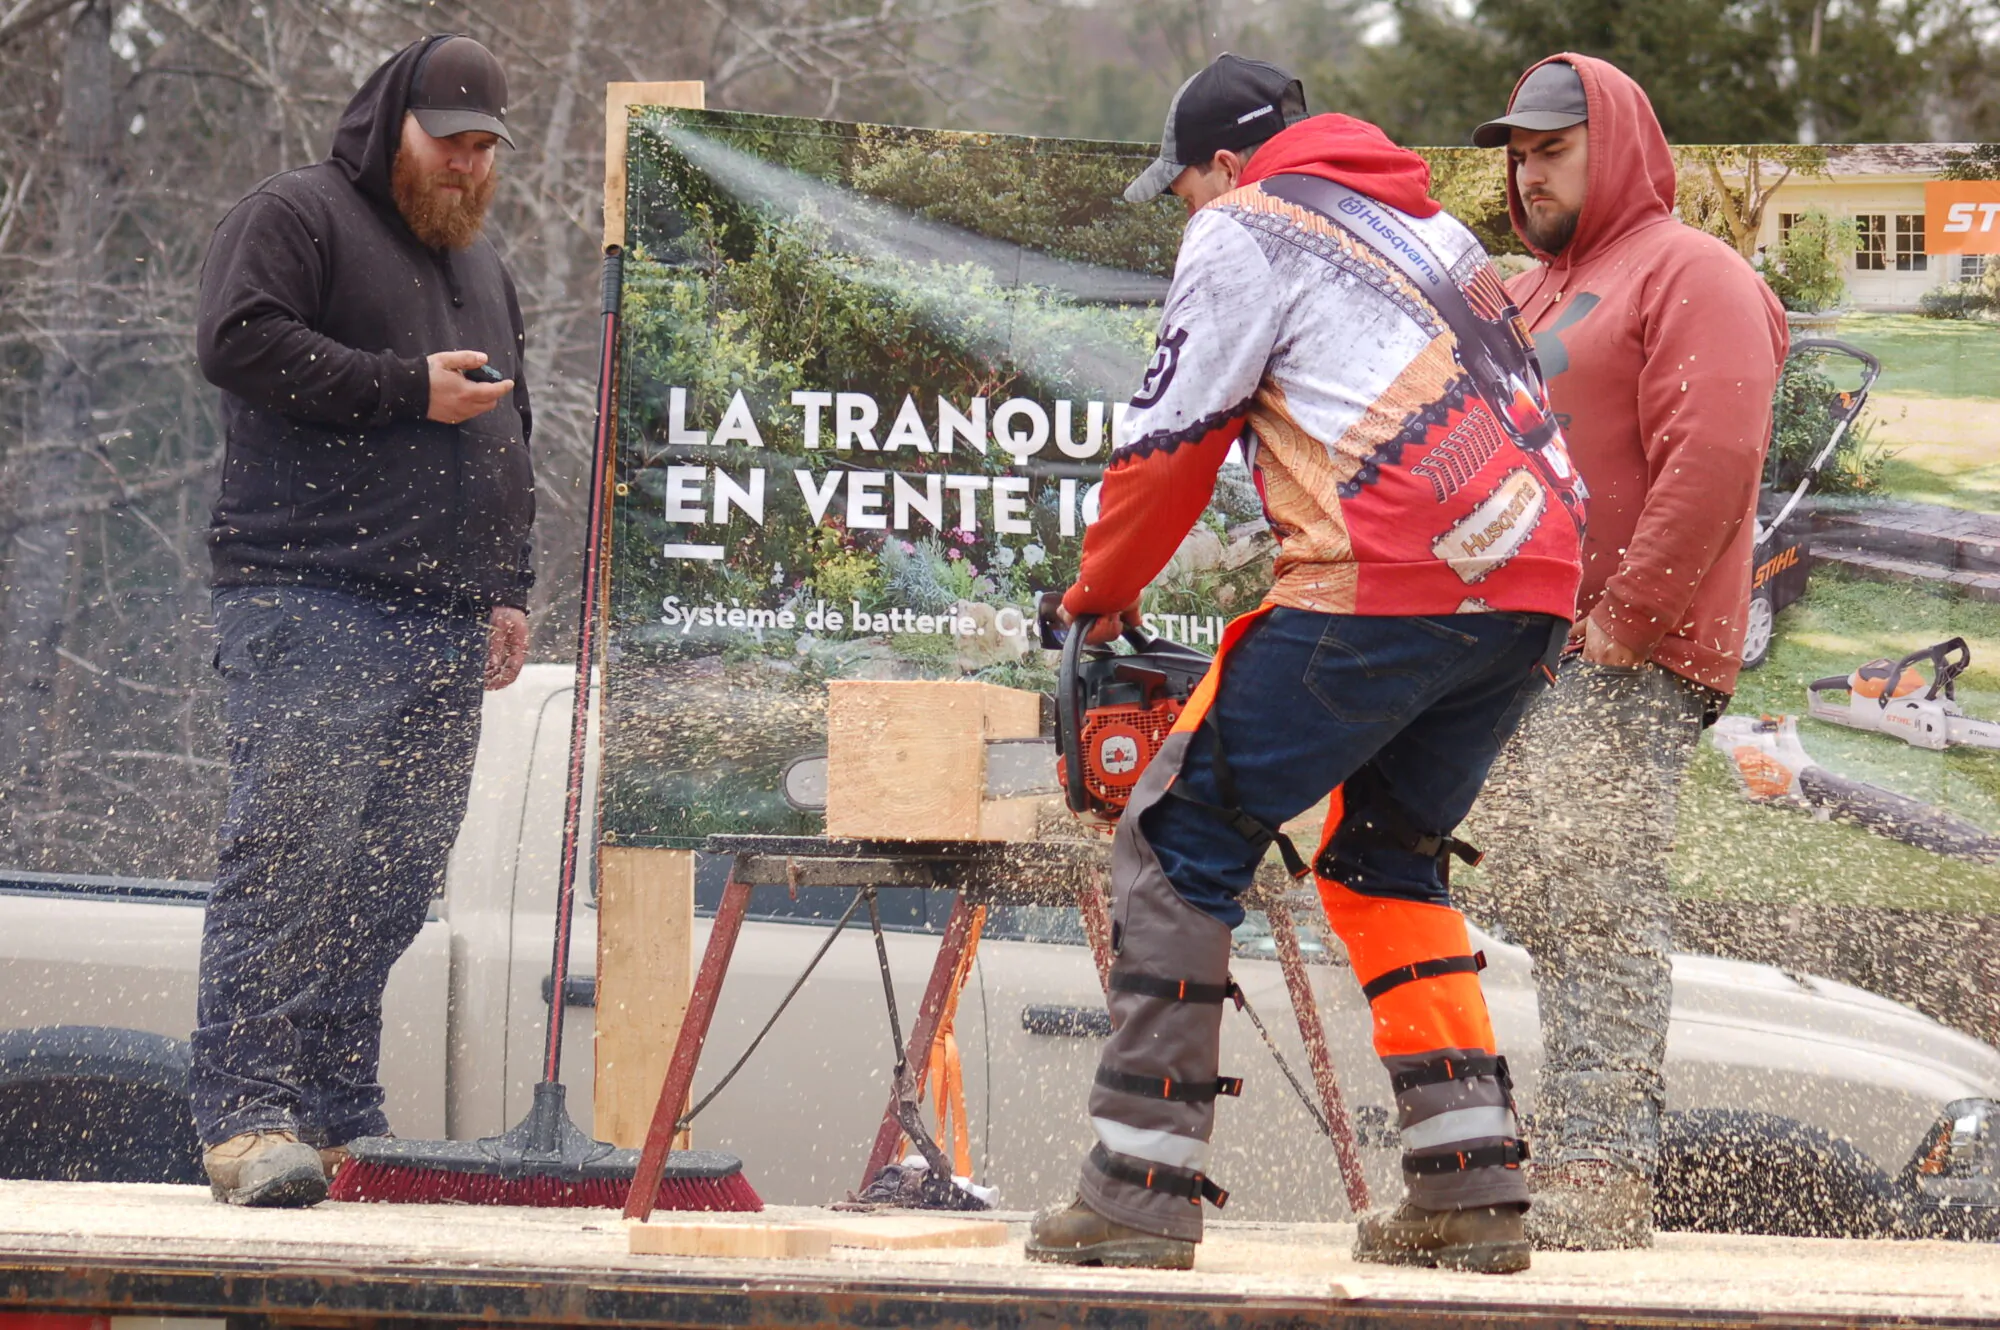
left=1836, top=312, right=2000, bottom=511
left=1673, top=569, right=2000, bottom=912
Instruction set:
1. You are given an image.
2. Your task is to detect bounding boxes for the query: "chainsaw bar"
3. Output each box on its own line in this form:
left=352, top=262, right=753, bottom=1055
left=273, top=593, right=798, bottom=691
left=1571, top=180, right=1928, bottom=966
left=779, top=740, right=1062, bottom=813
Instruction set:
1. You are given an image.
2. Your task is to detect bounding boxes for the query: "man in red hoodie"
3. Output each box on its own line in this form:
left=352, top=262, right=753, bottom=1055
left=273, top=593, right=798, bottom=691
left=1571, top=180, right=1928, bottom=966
left=1465, top=56, right=1788, bottom=1250
left=1024, top=54, right=1585, bottom=1275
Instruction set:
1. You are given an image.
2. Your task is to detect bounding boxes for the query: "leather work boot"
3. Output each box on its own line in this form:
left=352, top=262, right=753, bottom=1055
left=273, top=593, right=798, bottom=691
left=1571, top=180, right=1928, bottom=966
left=204, top=1130, right=329, bottom=1208
left=1527, top=1159, right=1655, bottom=1250
left=318, top=1144, right=352, bottom=1181
left=1024, top=1196, right=1197, bottom=1270
left=1353, top=1201, right=1531, bottom=1274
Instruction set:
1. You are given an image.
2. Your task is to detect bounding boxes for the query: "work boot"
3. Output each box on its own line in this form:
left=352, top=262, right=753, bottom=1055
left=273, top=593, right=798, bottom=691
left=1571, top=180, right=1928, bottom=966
left=318, top=1145, right=351, bottom=1181
left=1526, top=1159, right=1655, bottom=1250
left=1025, top=1196, right=1197, bottom=1270
left=1353, top=1201, right=1531, bottom=1274
left=203, top=1130, right=328, bottom=1208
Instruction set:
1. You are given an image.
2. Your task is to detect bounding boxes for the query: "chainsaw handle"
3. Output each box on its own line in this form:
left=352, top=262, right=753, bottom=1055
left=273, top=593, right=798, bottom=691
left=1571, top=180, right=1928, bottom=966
left=1057, top=614, right=1093, bottom=815
left=1035, top=589, right=1152, bottom=651
left=1891, top=637, right=1969, bottom=704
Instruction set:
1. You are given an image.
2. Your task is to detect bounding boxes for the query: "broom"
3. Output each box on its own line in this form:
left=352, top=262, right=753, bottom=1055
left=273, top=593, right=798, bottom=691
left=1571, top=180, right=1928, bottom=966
left=328, top=249, right=761, bottom=1211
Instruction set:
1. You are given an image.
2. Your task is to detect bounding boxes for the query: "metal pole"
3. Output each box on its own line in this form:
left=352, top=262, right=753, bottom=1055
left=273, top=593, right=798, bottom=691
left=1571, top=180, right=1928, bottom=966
left=1267, top=898, right=1371, bottom=1213
left=856, top=893, right=979, bottom=1191
left=625, top=862, right=753, bottom=1221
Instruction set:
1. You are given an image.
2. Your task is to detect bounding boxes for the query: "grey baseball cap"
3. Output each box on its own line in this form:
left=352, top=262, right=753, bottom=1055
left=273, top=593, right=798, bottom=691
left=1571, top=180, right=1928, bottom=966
left=408, top=36, right=514, bottom=147
left=1471, top=60, right=1588, bottom=148
left=1124, top=53, right=1307, bottom=203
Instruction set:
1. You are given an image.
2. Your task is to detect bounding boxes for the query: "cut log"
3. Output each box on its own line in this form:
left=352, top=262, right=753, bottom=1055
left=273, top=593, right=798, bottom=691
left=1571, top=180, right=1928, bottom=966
left=813, top=1216, right=1011, bottom=1250
left=595, top=847, right=694, bottom=1150
left=628, top=1221, right=833, bottom=1259
left=825, top=680, right=1045, bottom=842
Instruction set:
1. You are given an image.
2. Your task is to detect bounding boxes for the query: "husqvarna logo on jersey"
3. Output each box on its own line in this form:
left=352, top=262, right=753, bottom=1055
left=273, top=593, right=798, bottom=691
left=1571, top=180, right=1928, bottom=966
left=1926, top=182, right=2000, bottom=254
left=1433, top=468, right=1546, bottom=584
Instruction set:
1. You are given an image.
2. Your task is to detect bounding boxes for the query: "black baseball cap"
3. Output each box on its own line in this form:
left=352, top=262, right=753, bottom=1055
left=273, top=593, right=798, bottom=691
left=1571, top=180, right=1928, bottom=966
left=1125, top=54, right=1308, bottom=203
left=1471, top=60, right=1587, bottom=148
left=408, top=36, right=514, bottom=147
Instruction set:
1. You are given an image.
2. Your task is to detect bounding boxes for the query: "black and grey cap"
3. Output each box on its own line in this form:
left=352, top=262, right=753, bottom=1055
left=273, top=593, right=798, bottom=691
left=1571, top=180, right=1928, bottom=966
left=408, top=35, right=514, bottom=147
left=1471, top=60, right=1587, bottom=148
left=1124, top=54, right=1307, bottom=203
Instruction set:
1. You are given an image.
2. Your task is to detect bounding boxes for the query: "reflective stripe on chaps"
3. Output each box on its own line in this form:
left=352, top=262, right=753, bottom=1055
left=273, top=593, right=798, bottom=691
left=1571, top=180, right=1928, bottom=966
left=1077, top=613, right=1275, bottom=1243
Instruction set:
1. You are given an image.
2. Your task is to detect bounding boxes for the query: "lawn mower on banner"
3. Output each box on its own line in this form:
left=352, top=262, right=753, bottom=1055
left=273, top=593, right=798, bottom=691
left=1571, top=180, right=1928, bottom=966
left=1742, top=338, right=1882, bottom=670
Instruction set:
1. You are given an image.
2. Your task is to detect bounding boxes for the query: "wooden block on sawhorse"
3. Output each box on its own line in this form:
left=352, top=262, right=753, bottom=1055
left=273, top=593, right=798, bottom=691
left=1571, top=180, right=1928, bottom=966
left=628, top=1220, right=833, bottom=1259
left=596, top=847, right=694, bottom=1150
left=811, top=1215, right=1011, bottom=1250
left=825, top=680, right=1044, bottom=842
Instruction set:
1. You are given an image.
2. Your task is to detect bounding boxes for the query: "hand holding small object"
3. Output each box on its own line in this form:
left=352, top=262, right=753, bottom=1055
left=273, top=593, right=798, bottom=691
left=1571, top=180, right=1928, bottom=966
left=427, top=350, right=512, bottom=423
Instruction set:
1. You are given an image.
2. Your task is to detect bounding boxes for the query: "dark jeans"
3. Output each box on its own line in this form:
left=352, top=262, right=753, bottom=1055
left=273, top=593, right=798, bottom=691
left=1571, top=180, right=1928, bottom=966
left=1143, top=608, right=1568, bottom=927
left=191, top=586, right=484, bottom=1147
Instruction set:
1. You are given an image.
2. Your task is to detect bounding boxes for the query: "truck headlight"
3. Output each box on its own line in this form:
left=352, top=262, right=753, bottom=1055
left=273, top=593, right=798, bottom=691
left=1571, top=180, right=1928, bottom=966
left=1912, top=1099, right=1997, bottom=1179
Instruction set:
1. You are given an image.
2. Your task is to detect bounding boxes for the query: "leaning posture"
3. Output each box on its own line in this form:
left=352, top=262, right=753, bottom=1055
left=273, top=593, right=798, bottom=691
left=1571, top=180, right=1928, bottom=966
left=1464, top=55, right=1787, bottom=1250
left=191, top=34, right=535, bottom=1207
left=1026, top=53, right=1585, bottom=1274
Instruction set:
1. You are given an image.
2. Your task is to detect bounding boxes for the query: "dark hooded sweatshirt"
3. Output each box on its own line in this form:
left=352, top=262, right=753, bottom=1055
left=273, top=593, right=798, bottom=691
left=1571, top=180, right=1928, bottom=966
left=1500, top=55, right=1786, bottom=695
left=196, top=36, right=534, bottom=612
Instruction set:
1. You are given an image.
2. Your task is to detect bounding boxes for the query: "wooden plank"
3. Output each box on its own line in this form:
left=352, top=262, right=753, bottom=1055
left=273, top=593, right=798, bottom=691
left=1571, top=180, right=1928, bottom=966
left=603, top=81, right=705, bottom=250
left=810, top=1216, right=1011, bottom=1251
left=824, top=680, right=1044, bottom=842
left=595, top=847, right=694, bottom=1150
left=628, top=1220, right=833, bottom=1260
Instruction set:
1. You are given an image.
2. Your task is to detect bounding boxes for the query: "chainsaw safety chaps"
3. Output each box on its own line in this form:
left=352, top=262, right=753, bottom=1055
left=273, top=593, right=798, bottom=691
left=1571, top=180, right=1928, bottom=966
left=1384, top=1048, right=1527, bottom=1209
left=1080, top=731, right=1236, bottom=1243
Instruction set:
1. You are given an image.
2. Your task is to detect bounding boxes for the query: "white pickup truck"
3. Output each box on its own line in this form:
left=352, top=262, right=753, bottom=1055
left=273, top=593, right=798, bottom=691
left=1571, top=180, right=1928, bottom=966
left=2, top=663, right=1997, bottom=1239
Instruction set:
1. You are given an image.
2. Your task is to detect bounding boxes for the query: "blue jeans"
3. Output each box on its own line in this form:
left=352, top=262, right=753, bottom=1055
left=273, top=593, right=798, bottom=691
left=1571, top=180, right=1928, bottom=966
left=1142, top=608, right=1568, bottom=927
left=191, top=586, right=484, bottom=1147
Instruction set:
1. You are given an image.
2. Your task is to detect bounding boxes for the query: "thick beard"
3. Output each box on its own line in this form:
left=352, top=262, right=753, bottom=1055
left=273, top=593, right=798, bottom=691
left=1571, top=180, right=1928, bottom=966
left=1522, top=200, right=1579, bottom=256
left=392, top=152, right=498, bottom=251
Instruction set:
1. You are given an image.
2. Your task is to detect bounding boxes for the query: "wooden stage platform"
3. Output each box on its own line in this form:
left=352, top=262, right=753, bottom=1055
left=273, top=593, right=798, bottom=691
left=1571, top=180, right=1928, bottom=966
left=2, top=1181, right=1996, bottom=1329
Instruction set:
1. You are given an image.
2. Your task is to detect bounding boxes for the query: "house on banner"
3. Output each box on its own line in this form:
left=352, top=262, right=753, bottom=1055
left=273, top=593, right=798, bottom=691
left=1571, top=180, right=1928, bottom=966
left=1738, top=143, right=1991, bottom=311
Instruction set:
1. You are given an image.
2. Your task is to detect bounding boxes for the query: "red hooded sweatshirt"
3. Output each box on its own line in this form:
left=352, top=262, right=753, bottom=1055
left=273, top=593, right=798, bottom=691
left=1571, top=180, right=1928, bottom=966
left=1066, top=115, right=1584, bottom=628
left=1501, top=55, right=1788, bottom=695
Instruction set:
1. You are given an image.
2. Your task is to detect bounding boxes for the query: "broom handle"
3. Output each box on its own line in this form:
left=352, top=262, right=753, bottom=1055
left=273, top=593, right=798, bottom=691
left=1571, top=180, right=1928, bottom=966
left=543, top=247, right=624, bottom=1086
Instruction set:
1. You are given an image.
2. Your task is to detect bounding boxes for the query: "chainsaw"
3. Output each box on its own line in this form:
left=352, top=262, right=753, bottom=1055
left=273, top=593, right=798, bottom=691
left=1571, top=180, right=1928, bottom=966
left=779, top=597, right=1213, bottom=822
left=1712, top=713, right=2000, bottom=862
left=1806, top=638, right=2000, bottom=752
left=1037, top=592, right=1213, bottom=818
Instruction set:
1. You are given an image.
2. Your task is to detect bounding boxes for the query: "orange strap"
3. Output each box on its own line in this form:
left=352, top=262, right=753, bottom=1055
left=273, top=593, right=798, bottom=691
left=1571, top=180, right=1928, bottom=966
left=1169, top=605, right=1276, bottom=738
left=913, top=904, right=986, bottom=1179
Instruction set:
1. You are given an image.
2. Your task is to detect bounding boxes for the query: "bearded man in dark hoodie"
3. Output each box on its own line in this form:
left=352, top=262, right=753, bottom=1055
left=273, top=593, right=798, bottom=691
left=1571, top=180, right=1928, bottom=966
left=1463, top=56, right=1787, bottom=1250
left=1026, top=55, right=1587, bottom=1275
left=189, top=35, right=534, bottom=1208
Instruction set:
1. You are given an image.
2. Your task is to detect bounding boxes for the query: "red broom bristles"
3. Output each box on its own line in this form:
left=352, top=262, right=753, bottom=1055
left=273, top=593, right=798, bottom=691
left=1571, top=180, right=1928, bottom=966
left=327, top=1161, right=763, bottom=1211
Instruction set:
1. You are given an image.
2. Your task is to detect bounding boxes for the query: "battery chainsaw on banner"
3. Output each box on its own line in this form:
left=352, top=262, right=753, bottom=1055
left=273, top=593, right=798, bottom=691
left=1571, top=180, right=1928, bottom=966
left=778, top=596, right=1213, bottom=824
left=1806, top=638, right=2000, bottom=752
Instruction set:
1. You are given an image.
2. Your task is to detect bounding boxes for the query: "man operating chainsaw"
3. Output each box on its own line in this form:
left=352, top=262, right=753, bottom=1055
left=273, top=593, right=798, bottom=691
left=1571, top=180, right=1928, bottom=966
left=1025, top=53, right=1584, bottom=1275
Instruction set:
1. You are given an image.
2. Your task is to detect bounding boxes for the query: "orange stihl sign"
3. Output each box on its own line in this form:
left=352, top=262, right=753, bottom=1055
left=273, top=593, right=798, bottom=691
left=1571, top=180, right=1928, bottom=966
left=1925, top=182, right=2000, bottom=254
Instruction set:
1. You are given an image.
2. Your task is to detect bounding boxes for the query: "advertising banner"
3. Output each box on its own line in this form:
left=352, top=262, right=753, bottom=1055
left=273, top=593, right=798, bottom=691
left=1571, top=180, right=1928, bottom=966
left=602, top=109, right=1238, bottom=848
left=600, top=110, right=2000, bottom=946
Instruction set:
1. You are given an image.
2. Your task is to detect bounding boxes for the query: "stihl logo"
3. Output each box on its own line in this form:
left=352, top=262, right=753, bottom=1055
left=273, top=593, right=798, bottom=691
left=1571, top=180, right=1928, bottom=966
left=1944, top=203, right=2000, bottom=233
left=1754, top=544, right=1801, bottom=590
left=1926, top=182, right=2000, bottom=255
